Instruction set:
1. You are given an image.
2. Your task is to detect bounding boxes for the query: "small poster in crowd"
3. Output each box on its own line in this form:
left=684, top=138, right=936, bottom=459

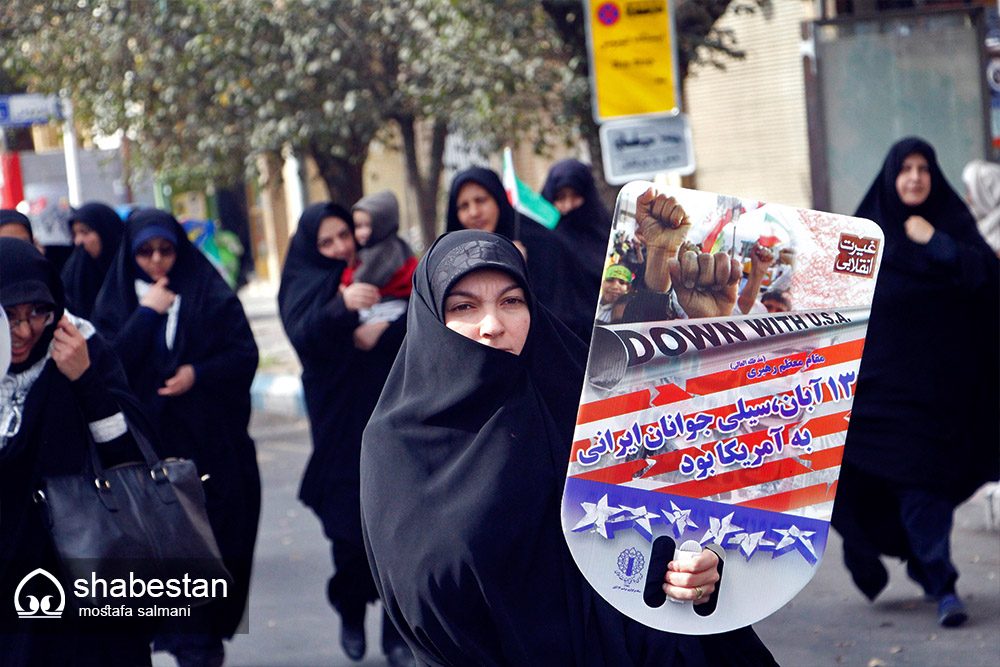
left=561, top=181, right=883, bottom=634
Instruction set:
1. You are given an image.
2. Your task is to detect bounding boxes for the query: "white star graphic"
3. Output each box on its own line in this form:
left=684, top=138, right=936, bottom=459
left=618, top=505, right=661, bottom=535
left=663, top=501, right=698, bottom=536
left=772, top=525, right=817, bottom=559
left=728, top=531, right=773, bottom=559
left=701, top=512, right=742, bottom=546
left=572, top=494, right=626, bottom=539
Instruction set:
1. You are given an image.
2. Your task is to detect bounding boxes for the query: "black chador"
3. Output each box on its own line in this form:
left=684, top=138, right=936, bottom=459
left=1, top=237, right=155, bottom=665
left=278, top=202, right=408, bottom=657
left=93, top=209, right=261, bottom=642
left=60, top=202, right=124, bottom=320
left=833, top=137, right=1000, bottom=612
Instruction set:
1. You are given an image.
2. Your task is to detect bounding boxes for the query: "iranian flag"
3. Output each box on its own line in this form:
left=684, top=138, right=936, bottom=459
left=502, top=147, right=561, bottom=230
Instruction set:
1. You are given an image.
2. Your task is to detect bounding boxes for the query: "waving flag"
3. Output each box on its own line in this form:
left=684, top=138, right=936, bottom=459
left=502, top=147, right=561, bottom=230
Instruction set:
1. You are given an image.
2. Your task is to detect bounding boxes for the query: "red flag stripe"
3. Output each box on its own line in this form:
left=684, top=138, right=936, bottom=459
left=735, top=480, right=839, bottom=513
left=653, top=444, right=845, bottom=499
left=684, top=338, right=865, bottom=396
left=577, top=384, right=693, bottom=425
left=575, top=337, right=864, bottom=427
left=570, top=402, right=850, bottom=474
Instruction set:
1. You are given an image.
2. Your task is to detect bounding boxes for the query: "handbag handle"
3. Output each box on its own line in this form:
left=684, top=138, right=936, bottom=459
left=85, top=415, right=179, bottom=510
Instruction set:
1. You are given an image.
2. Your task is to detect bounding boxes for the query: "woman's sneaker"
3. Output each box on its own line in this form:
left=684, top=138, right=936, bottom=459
left=937, top=593, right=968, bottom=627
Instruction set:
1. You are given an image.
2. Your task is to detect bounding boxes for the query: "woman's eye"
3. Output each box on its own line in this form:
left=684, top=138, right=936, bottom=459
left=502, top=297, right=525, bottom=307
left=448, top=303, right=472, bottom=312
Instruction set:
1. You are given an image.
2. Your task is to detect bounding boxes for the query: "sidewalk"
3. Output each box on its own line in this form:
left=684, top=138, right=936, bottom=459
left=240, top=280, right=306, bottom=418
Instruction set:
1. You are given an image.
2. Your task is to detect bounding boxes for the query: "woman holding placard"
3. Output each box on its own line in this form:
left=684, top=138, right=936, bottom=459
left=360, top=229, right=777, bottom=665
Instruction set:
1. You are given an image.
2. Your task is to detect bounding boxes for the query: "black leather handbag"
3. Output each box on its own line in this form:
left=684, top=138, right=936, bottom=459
left=34, top=425, right=232, bottom=608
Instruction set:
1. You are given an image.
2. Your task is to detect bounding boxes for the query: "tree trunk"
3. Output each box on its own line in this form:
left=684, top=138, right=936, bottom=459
left=309, top=141, right=367, bottom=206
left=396, top=114, right=449, bottom=248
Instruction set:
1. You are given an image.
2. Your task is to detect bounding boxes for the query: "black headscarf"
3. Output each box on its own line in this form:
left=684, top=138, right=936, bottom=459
left=542, top=159, right=614, bottom=274
left=278, top=202, right=352, bottom=348
left=446, top=168, right=600, bottom=342
left=845, top=137, right=999, bottom=500
left=92, top=207, right=260, bottom=638
left=0, top=209, right=34, bottom=242
left=360, top=230, right=775, bottom=666
left=60, top=202, right=124, bottom=319
left=0, top=238, right=61, bottom=373
left=0, top=236, right=156, bottom=663
left=277, top=201, right=359, bottom=515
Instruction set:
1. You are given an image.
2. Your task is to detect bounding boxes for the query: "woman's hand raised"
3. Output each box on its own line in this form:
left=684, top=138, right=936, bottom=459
left=140, top=277, right=176, bottom=314
left=51, top=316, right=90, bottom=381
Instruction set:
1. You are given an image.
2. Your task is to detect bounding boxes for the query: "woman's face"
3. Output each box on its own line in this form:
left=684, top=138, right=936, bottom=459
left=455, top=183, right=500, bottom=233
left=444, top=269, right=530, bottom=356
left=5, top=302, right=54, bottom=364
left=352, top=209, right=373, bottom=247
left=135, top=238, right=176, bottom=281
left=0, top=223, right=32, bottom=243
left=72, top=221, right=102, bottom=259
left=317, top=216, right=357, bottom=264
left=896, top=153, right=931, bottom=207
left=552, top=186, right=585, bottom=215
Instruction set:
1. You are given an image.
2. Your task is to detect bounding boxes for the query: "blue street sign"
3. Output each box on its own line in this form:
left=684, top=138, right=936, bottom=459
left=0, top=94, right=61, bottom=127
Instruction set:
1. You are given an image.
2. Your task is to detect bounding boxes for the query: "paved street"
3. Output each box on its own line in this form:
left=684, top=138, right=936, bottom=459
left=150, top=407, right=1000, bottom=667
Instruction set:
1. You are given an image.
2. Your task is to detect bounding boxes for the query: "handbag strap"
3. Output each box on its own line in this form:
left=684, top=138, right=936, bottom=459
left=85, top=414, right=178, bottom=509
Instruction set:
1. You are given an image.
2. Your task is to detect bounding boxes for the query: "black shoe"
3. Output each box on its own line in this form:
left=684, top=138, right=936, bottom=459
left=937, top=594, right=968, bottom=627
left=341, top=620, right=366, bottom=661
left=386, top=644, right=416, bottom=667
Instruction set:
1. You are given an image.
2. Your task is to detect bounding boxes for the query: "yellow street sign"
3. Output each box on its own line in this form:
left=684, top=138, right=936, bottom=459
left=585, top=0, right=680, bottom=122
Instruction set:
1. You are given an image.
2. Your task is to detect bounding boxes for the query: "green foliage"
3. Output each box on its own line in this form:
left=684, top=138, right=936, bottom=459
left=0, top=0, right=571, bottom=195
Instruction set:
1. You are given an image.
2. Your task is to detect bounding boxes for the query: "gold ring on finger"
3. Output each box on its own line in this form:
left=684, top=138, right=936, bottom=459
left=694, top=585, right=703, bottom=600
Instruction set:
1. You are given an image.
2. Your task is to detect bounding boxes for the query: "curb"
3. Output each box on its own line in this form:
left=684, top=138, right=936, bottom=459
left=251, top=372, right=306, bottom=418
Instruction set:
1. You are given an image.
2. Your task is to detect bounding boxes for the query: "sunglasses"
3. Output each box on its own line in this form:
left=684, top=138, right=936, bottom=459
left=135, top=244, right=176, bottom=258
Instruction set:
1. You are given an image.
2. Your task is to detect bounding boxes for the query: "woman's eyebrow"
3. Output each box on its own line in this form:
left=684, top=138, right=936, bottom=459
left=446, top=283, right=521, bottom=301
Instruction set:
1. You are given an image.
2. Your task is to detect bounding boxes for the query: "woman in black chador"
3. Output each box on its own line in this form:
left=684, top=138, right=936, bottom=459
left=60, top=201, right=124, bottom=319
left=278, top=202, right=412, bottom=666
left=832, top=137, right=1000, bottom=627
left=446, top=167, right=600, bottom=341
left=360, top=229, right=777, bottom=666
left=541, top=158, right=614, bottom=277
left=0, top=237, right=153, bottom=665
left=92, top=208, right=261, bottom=665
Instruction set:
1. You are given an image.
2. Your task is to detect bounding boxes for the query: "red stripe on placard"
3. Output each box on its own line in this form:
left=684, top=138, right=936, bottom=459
left=576, top=383, right=692, bottom=426
left=653, top=444, right=845, bottom=500
left=570, top=405, right=851, bottom=475
left=577, top=388, right=651, bottom=425
left=736, top=480, right=839, bottom=513
left=684, top=338, right=865, bottom=396
left=574, top=338, right=864, bottom=432
left=571, top=448, right=699, bottom=485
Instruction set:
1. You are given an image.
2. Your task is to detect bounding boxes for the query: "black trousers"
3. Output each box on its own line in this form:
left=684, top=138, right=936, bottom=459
left=833, top=463, right=958, bottom=599
left=321, top=514, right=406, bottom=654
